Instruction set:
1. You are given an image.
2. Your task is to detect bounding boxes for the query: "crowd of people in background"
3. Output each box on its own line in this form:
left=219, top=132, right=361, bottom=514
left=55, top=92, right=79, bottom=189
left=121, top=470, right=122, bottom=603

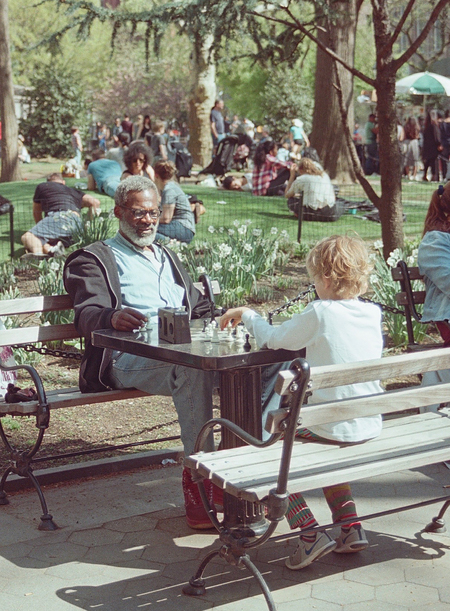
left=355, top=109, right=450, bottom=182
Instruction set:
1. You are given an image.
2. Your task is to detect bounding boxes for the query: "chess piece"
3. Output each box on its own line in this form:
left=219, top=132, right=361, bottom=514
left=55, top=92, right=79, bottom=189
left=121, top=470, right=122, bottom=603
left=243, top=333, right=252, bottom=351
left=212, top=326, right=220, bottom=343
left=203, top=323, right=213, bottom=341
left=235, top=325, right=245, bottom=345
left=225, top=324, right=234, bottom=342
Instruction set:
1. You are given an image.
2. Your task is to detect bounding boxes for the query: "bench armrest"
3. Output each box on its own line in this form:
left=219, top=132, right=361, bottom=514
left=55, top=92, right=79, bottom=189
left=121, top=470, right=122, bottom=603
left=0, top=362, right=49, bottom=429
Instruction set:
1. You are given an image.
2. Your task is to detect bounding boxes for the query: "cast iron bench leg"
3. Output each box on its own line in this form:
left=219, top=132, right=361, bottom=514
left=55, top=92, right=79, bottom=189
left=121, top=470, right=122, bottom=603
left=425, top=499, right=450, bottom=533
left=0, top=419, right=58, bottom=530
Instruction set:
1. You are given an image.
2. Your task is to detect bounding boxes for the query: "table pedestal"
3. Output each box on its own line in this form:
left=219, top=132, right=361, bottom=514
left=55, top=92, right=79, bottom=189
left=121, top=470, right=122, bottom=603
left=220, top=366, right=267, bottom=534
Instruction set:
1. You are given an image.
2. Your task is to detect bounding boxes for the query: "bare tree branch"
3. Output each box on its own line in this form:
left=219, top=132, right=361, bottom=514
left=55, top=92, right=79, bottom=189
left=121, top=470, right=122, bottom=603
left=333, top=61, right=381, bottom=208
left=388, top=0, right=416, bottom=48
left=393, top=0, right=450, bottom=71
left=258, top=6, right=376, bottom=87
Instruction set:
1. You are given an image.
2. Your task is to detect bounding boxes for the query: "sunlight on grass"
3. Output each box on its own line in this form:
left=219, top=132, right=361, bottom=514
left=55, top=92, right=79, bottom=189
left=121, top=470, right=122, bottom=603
left=0, top=174, right=437, bottom=262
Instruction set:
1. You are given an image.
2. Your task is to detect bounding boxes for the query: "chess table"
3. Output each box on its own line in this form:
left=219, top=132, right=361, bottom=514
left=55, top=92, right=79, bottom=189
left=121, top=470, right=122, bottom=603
left=92, top=320, right=304, bottom=529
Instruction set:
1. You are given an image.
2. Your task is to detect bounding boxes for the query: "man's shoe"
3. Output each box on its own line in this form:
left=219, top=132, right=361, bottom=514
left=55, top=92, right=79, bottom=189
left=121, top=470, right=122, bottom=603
left=285, top=531, right=336, bottom=570
left=334, top=525, right=368, bottom=553
left=182, top=467, right=215, bottom=530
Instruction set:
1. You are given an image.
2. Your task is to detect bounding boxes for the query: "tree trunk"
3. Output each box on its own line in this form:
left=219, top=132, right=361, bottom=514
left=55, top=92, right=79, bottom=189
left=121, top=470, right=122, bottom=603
left=372, top=0, right=404, bottom=258
left=188, top=33, right=215, bottom=168
left=0, top=0, right=21, bottom=183
left=310, top=0, right=357, bottom=183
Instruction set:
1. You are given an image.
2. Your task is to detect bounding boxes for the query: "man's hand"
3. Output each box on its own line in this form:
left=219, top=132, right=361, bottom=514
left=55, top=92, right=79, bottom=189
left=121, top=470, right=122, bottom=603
left=111, top=307, right=147, bottom=331
left=219, top=307, right=251, bottom=330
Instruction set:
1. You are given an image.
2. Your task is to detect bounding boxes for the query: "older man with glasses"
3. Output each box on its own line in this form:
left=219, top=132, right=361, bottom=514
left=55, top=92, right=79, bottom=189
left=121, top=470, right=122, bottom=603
left=63, top=176, right=219, bottom=529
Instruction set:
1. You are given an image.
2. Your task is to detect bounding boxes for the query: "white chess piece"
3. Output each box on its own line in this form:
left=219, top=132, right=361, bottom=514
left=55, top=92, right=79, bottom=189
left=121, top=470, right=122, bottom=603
left=235, top=325, right=245, bottom=345
left=225, top=324, right=234, bottom=342
left=212, top=326, right=220, bottom=343
left=203, top=323, right=213, bottom=341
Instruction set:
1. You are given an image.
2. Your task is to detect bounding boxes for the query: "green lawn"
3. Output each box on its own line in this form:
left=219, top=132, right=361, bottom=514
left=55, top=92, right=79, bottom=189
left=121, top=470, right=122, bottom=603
left=0, top=173, right=438, bottom=262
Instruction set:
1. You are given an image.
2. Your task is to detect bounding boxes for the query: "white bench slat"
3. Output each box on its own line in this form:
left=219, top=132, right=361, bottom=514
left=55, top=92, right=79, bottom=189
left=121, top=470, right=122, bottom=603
left=0, top=323, right=78, bottom=346
left=309, top=347, right=450, bottom=390
left=187, top=411, right=449, bottom=483
left=186, top=410, right=450, bottom=502
left=299, top=382, right=450, bottom=427
left=0, top=387, right=149, bottom=416
left=186, top=410, right=447, bottom=478
left=0, top=294, right=73, bottom=316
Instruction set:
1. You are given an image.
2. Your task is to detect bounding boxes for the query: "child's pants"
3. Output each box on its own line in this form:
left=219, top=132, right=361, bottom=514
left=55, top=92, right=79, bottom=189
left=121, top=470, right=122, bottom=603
left=286, top=428, right=359, bottom=531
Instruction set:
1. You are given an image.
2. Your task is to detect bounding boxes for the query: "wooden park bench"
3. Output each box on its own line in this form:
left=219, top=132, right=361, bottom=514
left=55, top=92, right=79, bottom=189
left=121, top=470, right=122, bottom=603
left=0, top=278, right=220, bottom=530
left=183, top=348, right=450, bottom=610
left=392, top=260, right=450, bottom=351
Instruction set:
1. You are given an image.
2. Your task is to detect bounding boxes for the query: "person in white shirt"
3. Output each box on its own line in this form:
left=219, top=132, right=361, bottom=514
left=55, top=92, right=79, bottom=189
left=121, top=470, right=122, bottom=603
left=285, top=157, right=336, bottom=218
left=220, top=234, right=383, bottom=570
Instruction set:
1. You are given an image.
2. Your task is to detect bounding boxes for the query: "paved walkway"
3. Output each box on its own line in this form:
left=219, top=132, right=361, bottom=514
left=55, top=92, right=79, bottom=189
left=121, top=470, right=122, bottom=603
left=1, top=461, right=450, bottom=611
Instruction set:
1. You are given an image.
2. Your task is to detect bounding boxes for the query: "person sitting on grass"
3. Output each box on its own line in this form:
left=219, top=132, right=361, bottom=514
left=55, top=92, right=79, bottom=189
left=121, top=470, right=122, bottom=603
left=21, top=173, right=100, bottom=257
left=252, top=140, right=290, bottom=196
left=153, top=161, right=196, bottom=243
left=121, top=141, right=155, bottom=182
left=285, top=158, right=337, bottom=220
left=220, top=234, right=383, bottom=570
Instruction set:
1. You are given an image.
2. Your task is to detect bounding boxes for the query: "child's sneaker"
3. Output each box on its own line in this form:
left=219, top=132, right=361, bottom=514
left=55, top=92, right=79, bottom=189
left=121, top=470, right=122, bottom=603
left=334, top=525, right=368, bottom=553
left=285, top=531, right=336, bottom=570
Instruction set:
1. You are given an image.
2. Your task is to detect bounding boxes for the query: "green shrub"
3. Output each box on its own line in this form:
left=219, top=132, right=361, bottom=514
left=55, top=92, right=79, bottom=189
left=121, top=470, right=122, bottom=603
left=370, top=239, right=427, bottom=348
left=19, top=64, right=90, bottom=159
left=71, top=209, right=118, bottom=248
left=169, top=222, right=291, bottom=308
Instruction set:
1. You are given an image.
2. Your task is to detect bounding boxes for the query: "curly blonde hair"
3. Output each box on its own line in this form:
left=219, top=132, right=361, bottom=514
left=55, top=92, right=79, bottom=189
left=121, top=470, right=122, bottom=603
left=306, top=234, right=372, bottom=299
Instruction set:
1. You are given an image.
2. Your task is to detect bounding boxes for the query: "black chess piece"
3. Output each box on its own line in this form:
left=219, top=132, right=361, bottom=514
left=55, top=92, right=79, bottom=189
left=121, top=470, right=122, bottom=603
left=243, top=333, right=252, bottom=351
left=202, top=319, right=208, bottom=332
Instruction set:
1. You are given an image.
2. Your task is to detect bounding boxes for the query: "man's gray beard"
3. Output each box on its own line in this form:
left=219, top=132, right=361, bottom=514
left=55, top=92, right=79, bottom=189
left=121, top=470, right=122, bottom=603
left=119, top=217, right=158, bottom=248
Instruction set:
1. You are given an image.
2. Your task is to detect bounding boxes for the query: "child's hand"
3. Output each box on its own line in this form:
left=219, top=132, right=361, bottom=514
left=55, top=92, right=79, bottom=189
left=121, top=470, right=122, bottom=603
left=219, top=307, right=250, bottom=330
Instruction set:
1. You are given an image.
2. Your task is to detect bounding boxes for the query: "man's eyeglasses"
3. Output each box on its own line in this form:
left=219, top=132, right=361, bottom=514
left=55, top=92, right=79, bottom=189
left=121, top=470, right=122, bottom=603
left=118, top=205, right=161, bottom=220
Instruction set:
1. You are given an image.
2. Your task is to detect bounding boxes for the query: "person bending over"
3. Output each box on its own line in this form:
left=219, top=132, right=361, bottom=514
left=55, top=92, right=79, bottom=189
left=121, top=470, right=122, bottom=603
left=21, top=173, right=100, bottom=256
left=252, top=140, right=290, bottom=196
left=121, top=141, right=155, bottom=181
left=220, top=234, right=383, bottom=570
left=153, top=161, right=196, bottom=243
left=63, top=175, right=219, bottom=530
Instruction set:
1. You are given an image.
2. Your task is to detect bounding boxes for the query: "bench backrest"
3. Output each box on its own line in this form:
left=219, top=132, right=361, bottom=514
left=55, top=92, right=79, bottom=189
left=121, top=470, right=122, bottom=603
left=391, top=261, right=436, bottom=349
left=391, top=260, right=450, bottom=350
left=299, top=346, right=450, bottom=428
left=0, top=280, right=221, bottom=348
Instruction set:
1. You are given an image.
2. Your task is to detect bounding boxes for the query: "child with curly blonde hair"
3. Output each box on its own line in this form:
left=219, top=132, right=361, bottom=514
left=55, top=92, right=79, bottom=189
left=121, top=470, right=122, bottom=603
left=220, top=234, right=383, bottom=570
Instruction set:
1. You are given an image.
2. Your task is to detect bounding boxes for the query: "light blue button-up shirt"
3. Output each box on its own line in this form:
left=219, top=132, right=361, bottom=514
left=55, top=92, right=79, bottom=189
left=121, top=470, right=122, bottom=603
left=418, top=230, right=450, bottom=323
left=105, top=232, right=185, bottom=324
